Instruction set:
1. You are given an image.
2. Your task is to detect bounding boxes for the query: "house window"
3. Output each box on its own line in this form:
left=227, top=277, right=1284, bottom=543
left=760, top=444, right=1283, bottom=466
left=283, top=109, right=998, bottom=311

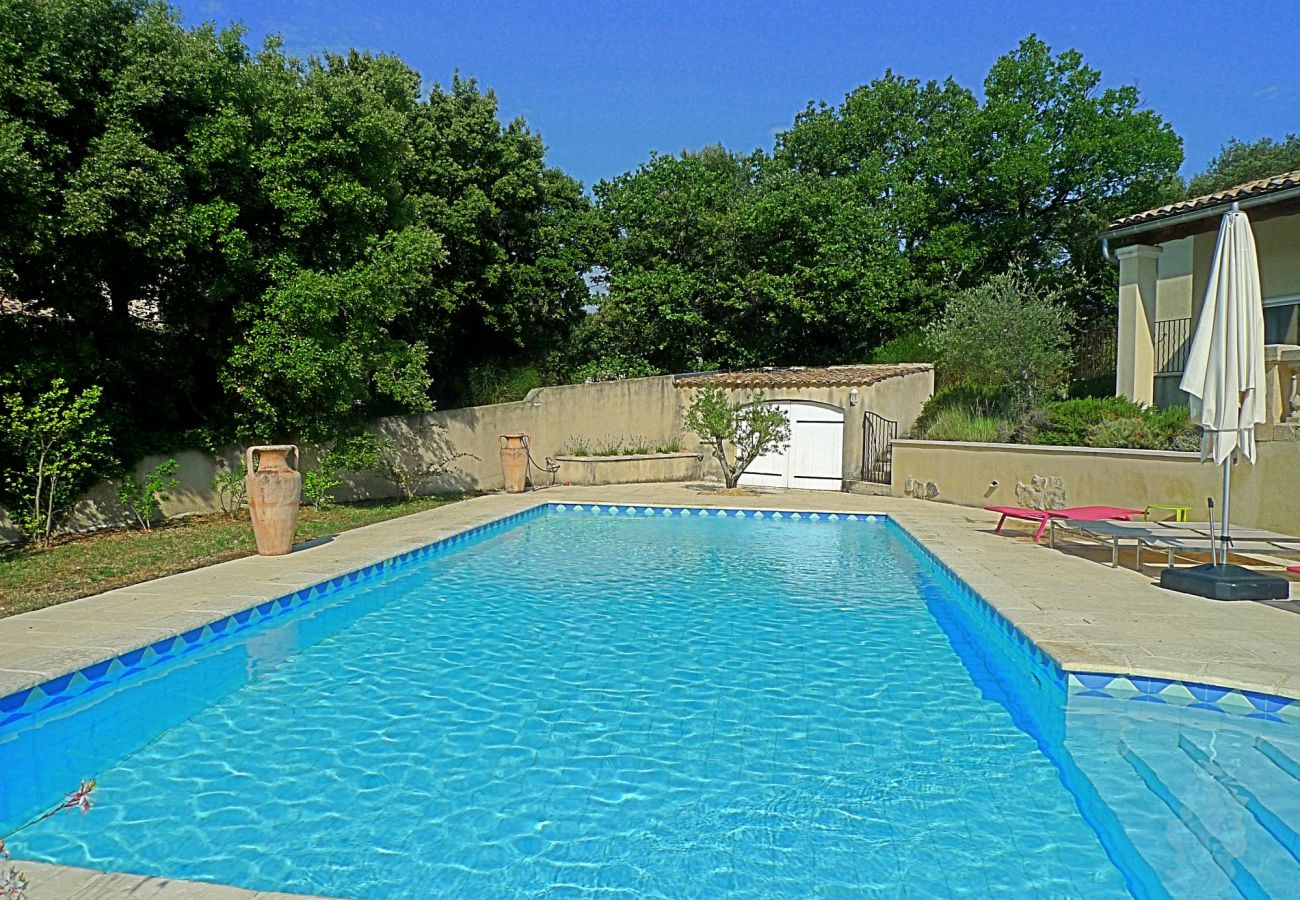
left=1264, top=299, right=1300, bottom=345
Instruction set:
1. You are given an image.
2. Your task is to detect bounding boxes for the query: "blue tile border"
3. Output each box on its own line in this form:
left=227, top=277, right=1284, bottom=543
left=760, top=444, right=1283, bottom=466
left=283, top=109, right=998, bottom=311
left=0, top=503, right=550, bottom=730
left=1, top=500, right=1294, bottom=731
left=884, top=514, right=1300, bottom=727
left=887, top=517, right=1070, bottom=702
left=1062, top=671, right=1299, bottom=723
left=548, top=502, right=883, bottom=524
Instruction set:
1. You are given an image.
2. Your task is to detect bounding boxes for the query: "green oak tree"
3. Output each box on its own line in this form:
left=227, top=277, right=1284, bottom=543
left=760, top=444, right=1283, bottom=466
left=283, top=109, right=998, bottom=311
left=1187, top=135, right=1300, bottom=196
left=0, top=0, right=600, bottom=458
left=961, top=36, right=1183, bottom=322
left=588, top=35, right=1182, bottom=370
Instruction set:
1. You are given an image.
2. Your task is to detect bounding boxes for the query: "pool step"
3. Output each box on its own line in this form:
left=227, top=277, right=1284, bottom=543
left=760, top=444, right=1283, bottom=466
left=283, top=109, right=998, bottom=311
left=1180, top=736, right=1300, bottom=866
left=1119, top=741, right=1269, bottom=899
left=1104, top=727, right=1300, bottom=899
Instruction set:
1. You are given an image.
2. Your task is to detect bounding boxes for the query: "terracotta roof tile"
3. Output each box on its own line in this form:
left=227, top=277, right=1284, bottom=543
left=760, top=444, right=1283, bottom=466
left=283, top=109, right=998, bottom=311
left=1108, top=169, right=1300, bottom=230
left=673, top=364, right=932, bottom=390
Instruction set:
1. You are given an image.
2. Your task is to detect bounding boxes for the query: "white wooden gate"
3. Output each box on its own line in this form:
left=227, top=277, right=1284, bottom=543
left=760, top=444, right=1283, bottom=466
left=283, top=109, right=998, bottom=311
left=739, top=401, right=845, bottom=491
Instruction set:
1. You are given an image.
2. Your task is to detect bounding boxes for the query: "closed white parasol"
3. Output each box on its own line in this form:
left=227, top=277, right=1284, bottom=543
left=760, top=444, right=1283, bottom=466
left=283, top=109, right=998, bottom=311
left=1178, top=202, right=1267, bottom=560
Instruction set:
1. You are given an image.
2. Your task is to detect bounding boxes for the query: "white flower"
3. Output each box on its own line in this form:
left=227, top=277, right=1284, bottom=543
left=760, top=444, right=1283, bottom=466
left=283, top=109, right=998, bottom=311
left=0, top=865, right=29, bottom=900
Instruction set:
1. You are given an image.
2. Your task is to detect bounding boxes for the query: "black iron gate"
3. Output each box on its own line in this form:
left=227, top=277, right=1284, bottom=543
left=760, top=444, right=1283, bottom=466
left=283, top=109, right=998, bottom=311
left=861, top=410, right=897, bottom=485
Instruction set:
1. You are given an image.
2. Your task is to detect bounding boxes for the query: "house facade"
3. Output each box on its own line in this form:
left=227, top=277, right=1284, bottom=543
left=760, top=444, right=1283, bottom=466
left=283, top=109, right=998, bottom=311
left=1101, top=171, right=1300, bottom=424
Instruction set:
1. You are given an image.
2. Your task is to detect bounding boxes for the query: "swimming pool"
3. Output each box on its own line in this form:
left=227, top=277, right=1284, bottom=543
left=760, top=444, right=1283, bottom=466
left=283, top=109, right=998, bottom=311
left=2, top=504, right=1298, bottom=897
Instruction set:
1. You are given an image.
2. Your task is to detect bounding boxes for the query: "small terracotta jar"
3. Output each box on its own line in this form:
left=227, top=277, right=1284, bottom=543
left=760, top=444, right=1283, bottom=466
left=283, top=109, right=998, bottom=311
left=499, top=434, right=529, bottom=493
left=245, top=445, right=301, bottom=556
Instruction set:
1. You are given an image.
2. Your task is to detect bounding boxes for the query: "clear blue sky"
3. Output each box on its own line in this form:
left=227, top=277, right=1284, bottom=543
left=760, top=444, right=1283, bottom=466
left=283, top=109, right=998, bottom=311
left=178, top=0, right=1299, bottom=189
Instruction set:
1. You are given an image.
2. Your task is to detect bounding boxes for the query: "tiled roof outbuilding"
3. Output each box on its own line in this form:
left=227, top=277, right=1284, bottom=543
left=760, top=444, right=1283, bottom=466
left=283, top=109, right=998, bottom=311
left=673, top=364, right=932, bottom=389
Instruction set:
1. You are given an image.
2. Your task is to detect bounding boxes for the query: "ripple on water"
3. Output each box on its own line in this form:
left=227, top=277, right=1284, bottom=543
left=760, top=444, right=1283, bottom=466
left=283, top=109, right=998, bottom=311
left=14, top=513, right=1131, bottom=897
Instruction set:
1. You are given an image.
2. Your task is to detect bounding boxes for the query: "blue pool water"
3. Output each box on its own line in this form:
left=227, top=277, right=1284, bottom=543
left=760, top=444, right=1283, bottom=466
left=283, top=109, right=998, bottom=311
left=3, top=507, right=1299, bottom=898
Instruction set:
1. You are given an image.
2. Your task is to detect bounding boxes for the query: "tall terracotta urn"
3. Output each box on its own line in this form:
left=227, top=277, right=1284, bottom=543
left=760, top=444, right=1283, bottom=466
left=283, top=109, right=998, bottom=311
left=499, top=434, right=529, bottom=493
left=245, top=445, right=301, bottom=556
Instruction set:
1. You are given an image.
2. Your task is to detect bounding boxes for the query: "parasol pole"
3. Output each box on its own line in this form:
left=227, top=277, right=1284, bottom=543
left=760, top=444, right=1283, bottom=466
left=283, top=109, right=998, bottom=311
left=1219, top=452, right=1232, bottom=565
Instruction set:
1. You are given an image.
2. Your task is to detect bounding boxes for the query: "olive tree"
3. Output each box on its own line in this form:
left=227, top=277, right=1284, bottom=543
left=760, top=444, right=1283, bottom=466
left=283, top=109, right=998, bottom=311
left=924, top=268, right=1077, bottom=403
left=685, top=385, right=791, bottom=489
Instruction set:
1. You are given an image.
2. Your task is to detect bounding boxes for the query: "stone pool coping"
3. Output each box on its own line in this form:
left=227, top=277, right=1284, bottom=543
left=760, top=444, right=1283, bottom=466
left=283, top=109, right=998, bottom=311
left=6, top=483, right=1300, bottom=896
left=3, top=483, right=1298, bottom=703
left=12, top=859, right=332, bottom=899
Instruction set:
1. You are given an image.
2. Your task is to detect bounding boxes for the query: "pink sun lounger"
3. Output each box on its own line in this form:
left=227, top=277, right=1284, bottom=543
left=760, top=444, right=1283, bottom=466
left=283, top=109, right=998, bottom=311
left=985, top=505, right=1145, bottom=543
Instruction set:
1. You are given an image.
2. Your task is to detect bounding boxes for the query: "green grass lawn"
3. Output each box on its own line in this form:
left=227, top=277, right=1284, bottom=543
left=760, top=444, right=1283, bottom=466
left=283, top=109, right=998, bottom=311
left=0, top=494, right=473, bottom=619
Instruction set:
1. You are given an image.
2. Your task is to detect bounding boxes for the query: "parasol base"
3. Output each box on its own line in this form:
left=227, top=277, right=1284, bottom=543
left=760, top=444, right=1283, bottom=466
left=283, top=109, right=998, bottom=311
left=1159, top=564, right=1290, bottom=601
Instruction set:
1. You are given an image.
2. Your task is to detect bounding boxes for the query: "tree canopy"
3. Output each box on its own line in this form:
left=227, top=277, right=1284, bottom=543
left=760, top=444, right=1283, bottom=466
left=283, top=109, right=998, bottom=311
left=1187, top=135, right=1300, bottom=197
left=2, top=8, right=1191, bottom=477
left=587, top=36, right=1183, bottom=372
left=0, top=0, right=599, bottom=452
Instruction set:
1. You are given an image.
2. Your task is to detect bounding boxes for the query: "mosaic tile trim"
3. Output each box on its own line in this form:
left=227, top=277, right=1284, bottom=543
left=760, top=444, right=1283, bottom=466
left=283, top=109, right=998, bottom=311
left=888, top=518, right=1300, bottom=726
left=549, top=502, right=883, bottom=523
left=0, top=504, right=549, bottom=730
left=887, top=519, right=1068, bottom=692
left=1066, top=672, right=1300, bottom=724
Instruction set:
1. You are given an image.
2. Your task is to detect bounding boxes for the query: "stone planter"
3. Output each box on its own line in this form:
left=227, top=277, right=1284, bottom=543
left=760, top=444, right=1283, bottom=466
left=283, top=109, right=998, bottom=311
left=552, top=452, right=703, bottom=487
left=245, top=445, right=301, bottom=556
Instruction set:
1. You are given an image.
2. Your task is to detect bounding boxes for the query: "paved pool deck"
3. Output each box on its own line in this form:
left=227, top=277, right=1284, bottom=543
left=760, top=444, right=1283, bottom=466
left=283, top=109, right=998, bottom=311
left=5, top=483, right=1300, bottom=898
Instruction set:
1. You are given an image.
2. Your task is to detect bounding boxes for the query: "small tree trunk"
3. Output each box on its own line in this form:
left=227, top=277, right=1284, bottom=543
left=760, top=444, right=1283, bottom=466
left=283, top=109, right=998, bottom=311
left=44, top=471, right=58, bottom=544
left=710, top=438, right=738, bottom=488
left=32, top=448, right=47, bottom=543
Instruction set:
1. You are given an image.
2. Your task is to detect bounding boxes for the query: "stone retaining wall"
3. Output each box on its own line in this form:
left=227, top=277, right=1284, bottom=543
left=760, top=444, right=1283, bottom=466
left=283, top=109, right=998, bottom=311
left=552, top=453, right=704, bottom=487
left=891, top=436, right=1300, bottom=535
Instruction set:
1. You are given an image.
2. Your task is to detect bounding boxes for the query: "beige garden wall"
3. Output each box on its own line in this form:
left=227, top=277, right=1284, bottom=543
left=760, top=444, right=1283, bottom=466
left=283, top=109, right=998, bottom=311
left=0, top=375, right=686, bottom=542
left=0, top=368, right=936, bottom=542
left=345, top=374, right=686, bottom=498
left=891, top=436, right=1300, bottom=535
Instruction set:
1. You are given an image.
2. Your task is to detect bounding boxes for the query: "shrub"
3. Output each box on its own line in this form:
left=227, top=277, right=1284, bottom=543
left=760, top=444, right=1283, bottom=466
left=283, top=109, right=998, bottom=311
left=915, top=389, right=1199, bottom=452
left=620, top=437, right=652, bottom=456
left=1031, top=397, right=1148, bottom=446
left=1147, top=405, right=1203, bottom=452
left=376, top=424, right=472, bottom=502
left=561, top=435, right=686, bottom=456
left=1097, top=405, right=1201, bottom=452
left=117, top=459, right=180, bottom=531
left=300, top=466, right=339, bottom=511
left=302, top=435, right=383, bottom=510
left=872, top=331, right=935, bottom=365
left=457, top=361, right=545, bottom=406
left=918, top=407, right=1013, bottom=443
left=1034, top=398, right=1199, bottom=451
left=561, top=436, right=592, bottom=456
left=684, top=385, right=790, bottom=489
left=912, top=385, right=1019, bottom=437
left=924, top=269, right=1077, bottom=401
left=546, top=316, right=663, bottom=384
left=212, top=463, right=247, bottom=520
left=566, top=355, right=661, bottom=384
left=0, top=379, right=112, bottom=544
left=1083, top=417, right=1157, bottom=449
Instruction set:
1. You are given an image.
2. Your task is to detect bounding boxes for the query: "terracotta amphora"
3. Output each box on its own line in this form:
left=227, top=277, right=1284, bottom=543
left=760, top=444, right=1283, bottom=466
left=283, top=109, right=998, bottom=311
left=499, top=434, right=529, bottom=493
left=245, top=445, right=301, bottom=556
